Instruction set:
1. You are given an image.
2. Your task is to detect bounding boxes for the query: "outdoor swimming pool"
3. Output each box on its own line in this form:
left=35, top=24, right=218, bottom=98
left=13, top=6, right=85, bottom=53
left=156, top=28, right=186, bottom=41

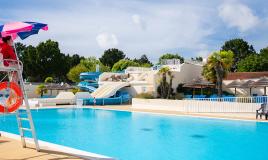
left=0, top=108, right=267, bottom=160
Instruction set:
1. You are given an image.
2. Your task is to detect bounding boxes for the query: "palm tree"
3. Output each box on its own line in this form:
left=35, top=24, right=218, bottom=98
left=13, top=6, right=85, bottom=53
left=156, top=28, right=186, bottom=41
left=167, top=70, right=174, bottom=98
left=158, top=67, right=174, bottom=99
left=202, top=51, right=233, bottom=97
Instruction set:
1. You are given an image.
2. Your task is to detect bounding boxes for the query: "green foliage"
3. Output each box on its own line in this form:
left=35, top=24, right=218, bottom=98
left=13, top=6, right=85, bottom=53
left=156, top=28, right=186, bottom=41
left=175, top=93, right=184, bottom=100
left=44, top=77, right=53, bottom=83
left=99, top=48, right=125, bottom=68
left=237, top=47, right=268, bottom=72
left=202, top=51, right=234, bottom=96
left=202, top=64, right=217, bottom=83
left=67, top=57, right=109, bottom=82
left=112, top=59, right=140, bottom=72
left=71, top=87, right=81, bottom=94
left=176, top=83, right=185, bottom=93
left=16, top=40, right=83, bottom=82
left=237, top=55, right=267, bottom=72
left=159, top=53, right=184, bottom=64
left=80, top=57, right=110, bottom=72
left=221, top=38, right=256, bottom=72
left=35, top=84, right=47, bottom=97
left=133, top=54, right=153, bottom=66
left=140, top=63, right=152, bottom=68
left=191, top=56, right=203, bottom=62
left=67, top=64, right=89, bottom=82
left=135, top=92, right=155, bottom=99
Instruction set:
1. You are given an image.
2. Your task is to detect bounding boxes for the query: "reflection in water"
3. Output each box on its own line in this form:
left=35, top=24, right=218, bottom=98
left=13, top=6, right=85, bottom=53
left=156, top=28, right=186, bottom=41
left=190, top=134, right=206, bottom=139
left=141, top=128, right=153, bottom=132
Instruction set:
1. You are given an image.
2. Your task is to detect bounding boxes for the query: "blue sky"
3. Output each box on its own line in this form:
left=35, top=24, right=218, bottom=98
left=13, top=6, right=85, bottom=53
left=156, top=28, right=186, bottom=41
left=1, top=0, right=268, bottom=62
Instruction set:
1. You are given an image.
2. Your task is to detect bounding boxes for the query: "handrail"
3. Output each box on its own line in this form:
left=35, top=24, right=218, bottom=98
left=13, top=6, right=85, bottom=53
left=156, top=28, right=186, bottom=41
left=0, top=59, right=23, bottom=71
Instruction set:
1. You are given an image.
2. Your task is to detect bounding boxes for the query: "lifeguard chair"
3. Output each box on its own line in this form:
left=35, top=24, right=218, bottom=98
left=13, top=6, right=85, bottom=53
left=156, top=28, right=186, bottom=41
left=0, top=56, right=40, bottom=151
left=0, top=21, right=48, bottom=151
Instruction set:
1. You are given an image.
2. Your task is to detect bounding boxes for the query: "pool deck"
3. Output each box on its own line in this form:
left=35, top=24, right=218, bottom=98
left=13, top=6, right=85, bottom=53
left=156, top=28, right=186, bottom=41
left=21, top=104, right=267, bottom=122
left=76, top=105, right=266, bottom=122
left=0, top=136, right=85, bottom=160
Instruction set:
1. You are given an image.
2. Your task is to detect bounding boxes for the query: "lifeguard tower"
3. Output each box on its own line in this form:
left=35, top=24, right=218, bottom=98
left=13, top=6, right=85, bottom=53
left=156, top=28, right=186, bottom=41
left=0, top=21, right=48, bottom=151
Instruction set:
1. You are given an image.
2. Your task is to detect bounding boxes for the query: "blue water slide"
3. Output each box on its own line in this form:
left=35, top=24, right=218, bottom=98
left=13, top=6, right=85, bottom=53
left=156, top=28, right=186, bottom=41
left=82, top=91, right=131, bottom=105
left=78, top=81, right=97, bottom=92
left=79, top=72, right=102, bottom=81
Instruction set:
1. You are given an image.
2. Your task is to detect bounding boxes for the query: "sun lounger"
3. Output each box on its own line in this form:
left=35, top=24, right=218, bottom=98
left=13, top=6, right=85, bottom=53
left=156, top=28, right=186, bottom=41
left=256, top=103, right=268, bottom=120
left=37, top=92, right=75, bottom=106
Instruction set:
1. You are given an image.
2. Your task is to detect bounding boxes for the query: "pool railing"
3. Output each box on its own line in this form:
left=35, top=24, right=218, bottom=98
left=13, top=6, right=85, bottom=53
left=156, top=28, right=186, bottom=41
left=187, top=96, right=268, bottom=104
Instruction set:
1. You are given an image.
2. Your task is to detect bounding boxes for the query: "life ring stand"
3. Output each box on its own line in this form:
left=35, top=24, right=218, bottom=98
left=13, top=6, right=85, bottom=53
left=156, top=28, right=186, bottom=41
left=0, top=82, right=23, bottom=113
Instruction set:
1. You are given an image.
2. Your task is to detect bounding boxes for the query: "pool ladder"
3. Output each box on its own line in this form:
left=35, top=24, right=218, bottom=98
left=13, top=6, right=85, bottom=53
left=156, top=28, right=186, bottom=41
left=15, top=66, right=40, bottom=151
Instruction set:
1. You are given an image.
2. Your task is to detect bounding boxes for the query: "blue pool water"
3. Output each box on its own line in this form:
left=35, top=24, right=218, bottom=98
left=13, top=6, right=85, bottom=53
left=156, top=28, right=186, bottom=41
left=0, top=108, right=268, bottom=160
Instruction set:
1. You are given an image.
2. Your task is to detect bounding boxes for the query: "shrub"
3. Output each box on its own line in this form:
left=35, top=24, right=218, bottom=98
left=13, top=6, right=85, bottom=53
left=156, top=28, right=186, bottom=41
left=35, top=84, right=47, bottom=97
left=135, top=92, right=154, bottom=99
left=44, top=77, right=53, bottom=83
left=71, top=87, right=81, bottom=94
left=175, top=93, right=184, bottom=100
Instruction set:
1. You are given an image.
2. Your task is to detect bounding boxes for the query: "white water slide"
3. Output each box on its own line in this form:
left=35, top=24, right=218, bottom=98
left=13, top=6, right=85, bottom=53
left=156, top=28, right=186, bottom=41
left=91, top=82, right=130, bottom=98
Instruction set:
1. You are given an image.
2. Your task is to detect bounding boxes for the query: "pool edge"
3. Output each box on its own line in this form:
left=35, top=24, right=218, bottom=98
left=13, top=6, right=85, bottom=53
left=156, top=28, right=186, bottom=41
left=0, top=131, right=114, bottom=160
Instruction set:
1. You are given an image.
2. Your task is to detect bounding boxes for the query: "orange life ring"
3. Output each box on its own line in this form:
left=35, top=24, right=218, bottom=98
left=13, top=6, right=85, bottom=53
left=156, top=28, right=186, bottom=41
left=0, top=82, right=23, bottom=113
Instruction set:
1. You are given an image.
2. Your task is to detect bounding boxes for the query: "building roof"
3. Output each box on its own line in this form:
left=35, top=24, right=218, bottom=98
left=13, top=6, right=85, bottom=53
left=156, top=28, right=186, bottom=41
left=224, top=72, right=268, bottom=80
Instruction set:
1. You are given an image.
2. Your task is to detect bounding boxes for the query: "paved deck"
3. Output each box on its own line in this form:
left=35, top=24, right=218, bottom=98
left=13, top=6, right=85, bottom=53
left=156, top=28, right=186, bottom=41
left=24, top=104, right=266, bottom=121
left=0, top=136, right=85, bottom=160
left=86, top=105, right=266, bottom=122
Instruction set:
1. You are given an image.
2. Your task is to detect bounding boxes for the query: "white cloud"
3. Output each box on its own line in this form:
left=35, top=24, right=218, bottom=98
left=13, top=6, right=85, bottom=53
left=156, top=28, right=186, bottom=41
left=6, top=0, right=268, bottom=60
left=96, top=32, right=118, bottom=49
left=132, top=14, right=146, bottom=30
left=218, top=1, right=259, bottom=32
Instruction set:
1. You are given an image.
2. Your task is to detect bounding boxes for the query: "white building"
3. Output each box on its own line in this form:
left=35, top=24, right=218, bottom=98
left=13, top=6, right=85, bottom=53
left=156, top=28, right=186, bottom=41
left=98, top=60, right=203, bottom=97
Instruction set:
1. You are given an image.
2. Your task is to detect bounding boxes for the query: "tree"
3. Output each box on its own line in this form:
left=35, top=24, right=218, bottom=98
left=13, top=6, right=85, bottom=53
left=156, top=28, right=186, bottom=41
left=112, top=59, right=140, bottom=72
left=202, top=64, right=216, bottom=83
left=202, top=51, right=233, bottom=96
left=67, top=64, right=89, bottom=82
left=237, top=47, right=268, bottom=72
left=191, top=56, right=203, bottom=62
left=35, top=84, right=47, bottom=97
left=80, top=57, right=110, bottom=72
left=16, top=40, right=83, bottom=82
left=15, top=42, right=26, bottom=60
left=221, top=38, right=256, bottom=72
left=99, top=48, right=125, bottom=68
left=157, top=67, right=174, bottom=99
left=133, top=54, right=153, bottom=66
left=159, top=53, right=184, bottom=64
left=67, top=57, right=110, bottom=82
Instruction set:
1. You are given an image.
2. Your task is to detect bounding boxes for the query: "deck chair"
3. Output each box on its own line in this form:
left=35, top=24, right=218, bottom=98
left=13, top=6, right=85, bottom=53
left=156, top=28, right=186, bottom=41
left=256, top=103, right=268, bottom=120
left=37, top=92, right=75, bottom=106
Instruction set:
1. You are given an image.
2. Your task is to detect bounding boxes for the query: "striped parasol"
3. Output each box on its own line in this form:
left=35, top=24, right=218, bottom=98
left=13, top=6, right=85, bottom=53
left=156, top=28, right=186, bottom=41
left=240, top=80, right=255, bottom=95
left=226, top=79, right=243, bottom=95
left=251, top=77, right=268, bottom=95
left=0, top=22, right=48, bottom=41
left=0, top=22, right=33, bottom=40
